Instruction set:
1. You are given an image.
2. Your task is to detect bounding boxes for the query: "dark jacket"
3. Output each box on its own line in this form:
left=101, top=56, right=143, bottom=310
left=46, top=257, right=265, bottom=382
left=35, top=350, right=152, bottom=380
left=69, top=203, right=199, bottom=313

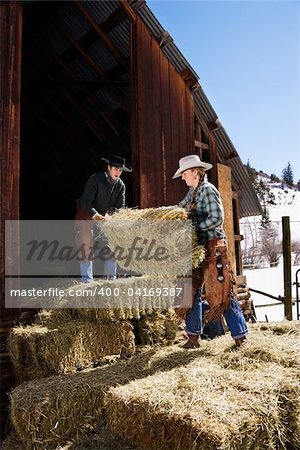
left=79, top=171, right=125, bottom=216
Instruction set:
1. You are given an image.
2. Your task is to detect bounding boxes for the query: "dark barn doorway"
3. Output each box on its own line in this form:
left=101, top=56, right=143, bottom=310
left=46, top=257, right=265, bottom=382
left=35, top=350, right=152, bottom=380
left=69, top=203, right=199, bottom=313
left=21, top=1, right=133, bottom=220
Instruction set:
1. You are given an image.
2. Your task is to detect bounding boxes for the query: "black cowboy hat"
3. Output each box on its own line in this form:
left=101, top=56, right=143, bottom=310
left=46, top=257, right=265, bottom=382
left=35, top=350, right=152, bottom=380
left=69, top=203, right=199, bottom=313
left=101, top=155, right=132, bottom=172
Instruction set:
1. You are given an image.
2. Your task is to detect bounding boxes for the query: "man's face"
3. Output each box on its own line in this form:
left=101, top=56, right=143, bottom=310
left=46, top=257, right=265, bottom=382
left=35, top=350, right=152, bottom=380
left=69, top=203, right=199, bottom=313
left=108, top=165, right=123, bottom=181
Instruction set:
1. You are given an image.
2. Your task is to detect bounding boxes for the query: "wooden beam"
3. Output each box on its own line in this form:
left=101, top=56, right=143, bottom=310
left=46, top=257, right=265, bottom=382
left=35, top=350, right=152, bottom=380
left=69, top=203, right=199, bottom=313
left=208, top=131, right=218, bottom=187
left=26, top=84, right=86, bottom=142
left=52, top=17, right=109, bottom=81
left=28, top=35, right=130, bottom=145
left=74, top=1, right=128, bottom=69
left=119, top=0, right=137, bottom=22
left=0, top=0, right=22, bottom=323
left=25, top=79, right=129, bottom=86
left=180, top=68, right=199, bottom=91
left=52, top=17, right=129, bottom=111
left=22, top=99, right=86, bottom=153
left=223, top=151, right=238, bottom=161
left=234, top=234, right=244, bottom=242
left=194, top=139, right=209, bottom=150
left=101, top=5, right=127, bottom=32
left=0, top=1, right=22, bottom=436
left=27, top=54, right=108, bottom=141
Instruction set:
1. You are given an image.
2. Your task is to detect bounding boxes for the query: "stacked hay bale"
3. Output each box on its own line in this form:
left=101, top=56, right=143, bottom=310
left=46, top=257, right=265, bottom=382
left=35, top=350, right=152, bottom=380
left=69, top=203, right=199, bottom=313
left=8, top=276, right=179, bottom=382
left=105, top=323, right=300, bottom=450
left=9, top=322, right=300, bottom=449
left=8, top=318, right=135, bottom=383
left=9, top=207, right=198, bottom=382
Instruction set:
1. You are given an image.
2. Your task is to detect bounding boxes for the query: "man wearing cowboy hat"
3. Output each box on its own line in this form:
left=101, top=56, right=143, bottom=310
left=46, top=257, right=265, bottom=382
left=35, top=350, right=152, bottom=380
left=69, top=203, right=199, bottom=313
left=76, top=155, right=132, bottom=282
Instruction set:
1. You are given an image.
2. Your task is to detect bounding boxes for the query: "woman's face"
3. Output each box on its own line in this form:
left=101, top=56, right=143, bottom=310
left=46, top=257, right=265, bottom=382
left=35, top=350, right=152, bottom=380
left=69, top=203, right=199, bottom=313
left=181, top=169, right=196, bottom=187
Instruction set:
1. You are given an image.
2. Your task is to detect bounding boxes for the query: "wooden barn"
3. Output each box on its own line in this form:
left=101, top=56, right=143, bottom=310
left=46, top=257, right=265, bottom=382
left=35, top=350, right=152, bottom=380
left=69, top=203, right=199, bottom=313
left=0, top=0, right=262, bottom=437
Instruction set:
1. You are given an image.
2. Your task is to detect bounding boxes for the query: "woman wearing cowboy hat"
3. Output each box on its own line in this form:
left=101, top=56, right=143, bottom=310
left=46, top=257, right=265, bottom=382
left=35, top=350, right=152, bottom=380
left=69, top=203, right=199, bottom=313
left=76, top=155, right=132, bottom=282
left=173, top=154, right=248, bottom=348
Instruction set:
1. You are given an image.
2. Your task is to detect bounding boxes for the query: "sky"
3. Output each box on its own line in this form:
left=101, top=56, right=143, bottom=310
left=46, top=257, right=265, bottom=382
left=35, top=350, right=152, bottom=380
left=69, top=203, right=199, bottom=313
left=147, top=0, right=300, bottom=182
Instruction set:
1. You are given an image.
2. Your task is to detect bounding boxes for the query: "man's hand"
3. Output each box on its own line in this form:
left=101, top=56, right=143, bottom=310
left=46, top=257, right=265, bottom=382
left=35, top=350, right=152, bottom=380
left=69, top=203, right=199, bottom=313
left=92, top=213, right=105, bottom=221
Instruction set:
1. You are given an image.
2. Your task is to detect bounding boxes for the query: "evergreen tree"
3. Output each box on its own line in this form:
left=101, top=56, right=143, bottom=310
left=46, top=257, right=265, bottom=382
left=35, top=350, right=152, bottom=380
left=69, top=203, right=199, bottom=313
left=245, top=160, right=257, bottom=184
left=256, top=179, right=270, bottom=204
left=260, top=206, right=271, bottom=229
left=270, top=173, right=280, bottom=182
left=282, top=162, right=294, bottom=186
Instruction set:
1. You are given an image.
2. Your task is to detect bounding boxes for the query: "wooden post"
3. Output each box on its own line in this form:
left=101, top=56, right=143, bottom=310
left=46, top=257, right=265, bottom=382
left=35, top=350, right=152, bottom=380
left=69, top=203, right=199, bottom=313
left=0, top=0, right=22, bottom=438
left=282, top=216, right=292, bottom=320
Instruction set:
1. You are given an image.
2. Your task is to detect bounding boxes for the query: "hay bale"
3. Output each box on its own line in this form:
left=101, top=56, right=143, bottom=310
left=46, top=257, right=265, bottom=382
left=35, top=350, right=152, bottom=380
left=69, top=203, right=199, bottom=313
left=9, top=275, right=181, bottom=383
left=55, top=428, right=137, bottom=450
left=136, top=311, right=178, bottom=345
left=11, top=324, right=300, bottom=450
left=9, top=320, right=135, bottom=382
left=107, top=207, right=188, bottom=221
left=101, top=207, right=194, bottom=277
left=10, top=347, right=185, bottom=449
left=1, top=432, right=24, bottom=450
left=105, top=361, right=300, bottom=450
left=35, top=276, right=178, bottom=318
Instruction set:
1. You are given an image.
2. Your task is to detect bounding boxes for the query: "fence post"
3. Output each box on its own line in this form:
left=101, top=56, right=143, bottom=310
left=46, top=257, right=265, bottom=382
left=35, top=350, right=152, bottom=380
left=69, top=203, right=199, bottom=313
left=282, top=216, right=292, bottom=320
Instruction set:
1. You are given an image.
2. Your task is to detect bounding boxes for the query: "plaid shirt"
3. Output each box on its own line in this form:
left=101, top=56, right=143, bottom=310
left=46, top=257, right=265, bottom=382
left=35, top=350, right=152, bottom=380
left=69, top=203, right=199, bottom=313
left=178, top=180, right=225, bottom=244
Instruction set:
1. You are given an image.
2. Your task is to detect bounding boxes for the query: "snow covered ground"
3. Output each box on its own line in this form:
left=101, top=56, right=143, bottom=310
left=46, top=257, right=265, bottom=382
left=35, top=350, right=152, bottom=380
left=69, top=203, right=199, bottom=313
left=237, top=174, right=300, bottom=323
left=245, top=264, right=300, bottom=322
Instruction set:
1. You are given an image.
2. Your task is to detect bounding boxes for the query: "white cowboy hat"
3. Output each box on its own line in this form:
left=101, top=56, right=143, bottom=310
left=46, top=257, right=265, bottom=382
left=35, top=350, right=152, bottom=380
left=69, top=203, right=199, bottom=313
left=172, top=154, right=212, bottom=179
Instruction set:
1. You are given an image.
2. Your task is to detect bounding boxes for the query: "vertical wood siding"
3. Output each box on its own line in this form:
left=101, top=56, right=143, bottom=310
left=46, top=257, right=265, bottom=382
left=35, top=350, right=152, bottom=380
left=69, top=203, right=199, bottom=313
left=0, top=1, right=22, bottom=437
left=132, top=17, right=194, bottom=207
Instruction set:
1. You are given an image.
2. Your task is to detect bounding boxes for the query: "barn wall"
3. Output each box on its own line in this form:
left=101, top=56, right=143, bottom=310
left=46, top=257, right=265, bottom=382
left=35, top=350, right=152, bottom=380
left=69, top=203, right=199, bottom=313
left=0, top=0, right=22, bottom=437
left=132, top=16, right=194, bottom=207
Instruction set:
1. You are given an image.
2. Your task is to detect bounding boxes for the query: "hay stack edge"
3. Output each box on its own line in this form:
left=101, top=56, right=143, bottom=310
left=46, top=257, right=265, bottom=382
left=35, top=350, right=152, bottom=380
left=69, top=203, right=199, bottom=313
left=7, top=207, right=300, bottom=449
left=9, top=207, right=201, bottom=382
left=9, top=322, right=300, bottom=450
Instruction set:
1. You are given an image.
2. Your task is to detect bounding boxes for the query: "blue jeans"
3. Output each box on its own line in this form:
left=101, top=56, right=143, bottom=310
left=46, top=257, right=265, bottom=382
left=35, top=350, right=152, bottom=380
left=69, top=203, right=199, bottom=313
left=186, top=290, right=248, bottom=340
left=80, top=258, right=117, bottom=282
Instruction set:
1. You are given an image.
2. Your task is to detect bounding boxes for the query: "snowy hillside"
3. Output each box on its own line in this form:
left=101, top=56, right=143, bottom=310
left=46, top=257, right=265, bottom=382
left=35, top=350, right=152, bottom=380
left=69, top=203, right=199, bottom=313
left=240, top=174, right=300, bottom=248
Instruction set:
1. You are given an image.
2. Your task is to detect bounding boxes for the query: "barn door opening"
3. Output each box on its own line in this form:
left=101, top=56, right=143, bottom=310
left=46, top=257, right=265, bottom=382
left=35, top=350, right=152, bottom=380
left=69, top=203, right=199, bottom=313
left=20, top=1, right=133, bottom=220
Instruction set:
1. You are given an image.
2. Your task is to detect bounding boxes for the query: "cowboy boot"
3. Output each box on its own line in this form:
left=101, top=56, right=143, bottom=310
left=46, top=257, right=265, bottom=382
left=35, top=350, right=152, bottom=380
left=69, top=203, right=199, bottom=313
left=235, top=336, right=247, bottom=348
left=182, top=335, right=200, bottom=349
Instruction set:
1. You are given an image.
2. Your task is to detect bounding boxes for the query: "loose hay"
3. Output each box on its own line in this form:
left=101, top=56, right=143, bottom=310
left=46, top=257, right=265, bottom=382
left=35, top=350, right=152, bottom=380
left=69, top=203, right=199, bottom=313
left=10, top=323, right=300, bottom=450
left=9, top=320, right=135, bottom=382
left=252, top=320, right=300, bottom=335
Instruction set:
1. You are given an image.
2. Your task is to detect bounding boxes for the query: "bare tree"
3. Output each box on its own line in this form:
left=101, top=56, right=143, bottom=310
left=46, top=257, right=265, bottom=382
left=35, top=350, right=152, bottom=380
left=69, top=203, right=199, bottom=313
left=260, top=225, right=281, bottom=267
left=292, top=240, right=300, bottom=265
